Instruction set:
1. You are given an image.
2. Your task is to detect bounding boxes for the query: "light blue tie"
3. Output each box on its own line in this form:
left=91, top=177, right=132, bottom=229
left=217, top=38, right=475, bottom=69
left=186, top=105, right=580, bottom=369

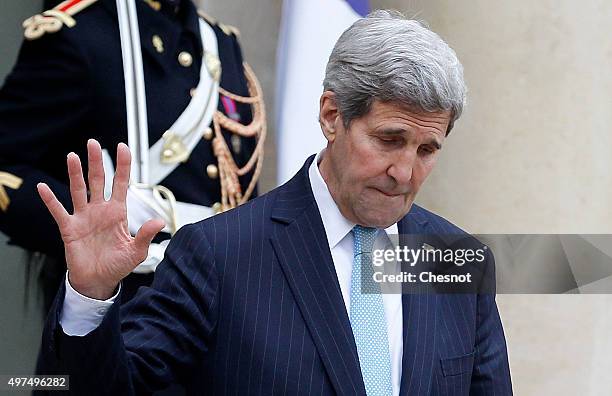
left=350, top=225, right=394, bottom=396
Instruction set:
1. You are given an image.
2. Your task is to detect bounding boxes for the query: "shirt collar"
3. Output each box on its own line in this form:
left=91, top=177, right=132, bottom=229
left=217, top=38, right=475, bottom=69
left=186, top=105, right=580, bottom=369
left=308, top=150, right=399, bottom=250
left=309, top=150, right=355, bottom=249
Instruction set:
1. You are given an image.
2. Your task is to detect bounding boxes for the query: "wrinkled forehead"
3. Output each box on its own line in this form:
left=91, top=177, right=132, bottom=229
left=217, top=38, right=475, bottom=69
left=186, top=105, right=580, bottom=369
left=354, top=100, right=452, bottom=135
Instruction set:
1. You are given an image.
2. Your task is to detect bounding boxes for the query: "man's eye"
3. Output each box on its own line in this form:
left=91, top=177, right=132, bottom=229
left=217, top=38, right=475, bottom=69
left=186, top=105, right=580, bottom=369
left=418, top=146, right=435, bottom=154
left=378, top=137, right=400, bottom=145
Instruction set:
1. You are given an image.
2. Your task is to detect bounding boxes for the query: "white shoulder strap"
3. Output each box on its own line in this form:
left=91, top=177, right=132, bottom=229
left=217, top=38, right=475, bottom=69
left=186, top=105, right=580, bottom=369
left=116, top=0, right=149, bottom=183
left=148, top=19, right=220, bottom=185
left=116, top=0, right=221, bottom=185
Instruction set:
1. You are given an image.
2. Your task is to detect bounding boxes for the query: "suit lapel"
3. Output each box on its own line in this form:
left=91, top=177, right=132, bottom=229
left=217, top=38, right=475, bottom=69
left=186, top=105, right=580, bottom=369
left=269, top=158, right=443, bottom=395
left=270, top=156, right=366, bottom=396
left=398, top=212, right=439, bottom=395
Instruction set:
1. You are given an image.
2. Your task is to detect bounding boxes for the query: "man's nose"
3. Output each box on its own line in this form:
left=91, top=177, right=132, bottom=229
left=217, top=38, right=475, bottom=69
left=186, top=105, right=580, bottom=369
left=387, top=149, right=415, bottom=187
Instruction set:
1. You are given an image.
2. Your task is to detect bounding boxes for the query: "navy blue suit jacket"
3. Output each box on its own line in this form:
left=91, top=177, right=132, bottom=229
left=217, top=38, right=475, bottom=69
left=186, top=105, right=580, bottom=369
left=39, top=156, right=512, bottom=395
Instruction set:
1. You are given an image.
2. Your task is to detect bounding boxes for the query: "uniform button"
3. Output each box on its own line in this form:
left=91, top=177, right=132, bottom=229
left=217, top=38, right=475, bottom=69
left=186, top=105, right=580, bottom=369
left=178, top=51, right=193, bottom=67
left=206, top=164, right=218, bottom=179
left=231, top=134, right=241, bottom=154
left=152, top=35, right=164, bottom=53
left=212, top=202, right=222, bottom=213
left=202, top=127, right=213, bottom=140
left=205, top=52, right=222, bottom=81
left=189, top=87, right=196, bottom=97
left=96, top=308, right=107, bottom=315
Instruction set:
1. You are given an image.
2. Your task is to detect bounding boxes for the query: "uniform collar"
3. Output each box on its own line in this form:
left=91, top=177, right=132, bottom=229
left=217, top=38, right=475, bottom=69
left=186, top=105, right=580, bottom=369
left=160, top=0, right=181, bottom=9
left=179, top=0, right=202, bottom=40
left=135, top=0, right=203, bottom=67
left=99, top=0, right=202, bottom=54
left=143, top=0, right=183, bottom=15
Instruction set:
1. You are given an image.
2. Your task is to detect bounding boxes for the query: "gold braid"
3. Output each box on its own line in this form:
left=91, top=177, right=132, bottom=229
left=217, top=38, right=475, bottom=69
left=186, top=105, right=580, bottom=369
left=212, top=62, right=266, bottom=212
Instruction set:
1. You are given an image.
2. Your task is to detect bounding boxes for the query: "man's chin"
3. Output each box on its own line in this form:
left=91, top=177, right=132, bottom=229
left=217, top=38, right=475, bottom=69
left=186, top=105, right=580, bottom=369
left=357, top=207, right=411, bottom=229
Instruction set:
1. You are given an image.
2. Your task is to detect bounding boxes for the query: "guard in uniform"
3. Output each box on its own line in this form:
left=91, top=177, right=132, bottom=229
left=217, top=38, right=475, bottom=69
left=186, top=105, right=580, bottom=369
left=0, top=0, right=266, bottom=308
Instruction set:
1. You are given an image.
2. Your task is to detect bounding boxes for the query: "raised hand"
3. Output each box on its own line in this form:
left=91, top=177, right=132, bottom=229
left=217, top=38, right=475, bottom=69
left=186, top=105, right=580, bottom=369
left=37, top=139, right=165, bottom=300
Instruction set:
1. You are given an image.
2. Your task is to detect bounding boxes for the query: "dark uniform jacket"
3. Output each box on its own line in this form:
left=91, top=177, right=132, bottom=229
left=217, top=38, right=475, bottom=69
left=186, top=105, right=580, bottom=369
left=0, top=0, right=257, bottom=258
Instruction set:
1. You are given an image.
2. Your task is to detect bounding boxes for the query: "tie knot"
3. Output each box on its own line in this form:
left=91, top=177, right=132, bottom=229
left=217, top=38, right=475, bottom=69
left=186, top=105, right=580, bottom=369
left=352, top=225, right=378, bottom=255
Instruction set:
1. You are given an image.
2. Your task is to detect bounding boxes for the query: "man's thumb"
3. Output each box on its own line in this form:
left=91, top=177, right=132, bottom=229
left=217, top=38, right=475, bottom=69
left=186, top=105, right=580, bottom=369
left=133, top=219, right=165, bottom=259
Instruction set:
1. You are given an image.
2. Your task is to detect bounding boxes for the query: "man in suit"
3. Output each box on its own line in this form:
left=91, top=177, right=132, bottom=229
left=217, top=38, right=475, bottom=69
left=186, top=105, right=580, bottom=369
left=37, top=10, right=512, bottom=395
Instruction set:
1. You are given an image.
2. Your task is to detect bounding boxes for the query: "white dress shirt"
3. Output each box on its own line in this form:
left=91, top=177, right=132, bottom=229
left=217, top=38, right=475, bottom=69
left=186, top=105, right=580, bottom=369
left=61, top=150, right=403, bottom=395
left=60, top=275, right=119, bottom=336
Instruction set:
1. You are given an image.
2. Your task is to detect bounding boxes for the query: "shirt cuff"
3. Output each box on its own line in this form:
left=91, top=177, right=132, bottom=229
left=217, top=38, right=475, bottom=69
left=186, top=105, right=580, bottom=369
left=59, top=271, right=120, bottom=336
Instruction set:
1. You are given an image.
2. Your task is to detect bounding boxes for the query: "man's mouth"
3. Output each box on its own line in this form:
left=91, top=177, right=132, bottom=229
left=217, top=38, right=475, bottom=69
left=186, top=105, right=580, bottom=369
left=372, top=187, right=404, bottom=198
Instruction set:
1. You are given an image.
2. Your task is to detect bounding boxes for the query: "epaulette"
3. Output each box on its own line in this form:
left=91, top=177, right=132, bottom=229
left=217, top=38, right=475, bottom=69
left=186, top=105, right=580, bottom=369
left=23, top=0, right=97, bottom=41
left=197, top=10, right=241, bottom=38
left=0, top=172, right=23, bottom=212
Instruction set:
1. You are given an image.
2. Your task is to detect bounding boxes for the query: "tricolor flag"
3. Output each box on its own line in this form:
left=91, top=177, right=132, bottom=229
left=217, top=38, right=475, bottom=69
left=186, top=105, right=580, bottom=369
left=275, top=0, right=370, bottom=185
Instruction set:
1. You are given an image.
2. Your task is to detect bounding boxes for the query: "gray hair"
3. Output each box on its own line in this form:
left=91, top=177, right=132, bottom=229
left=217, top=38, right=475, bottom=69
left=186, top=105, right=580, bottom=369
left=323, top=10, right=467, bottom=134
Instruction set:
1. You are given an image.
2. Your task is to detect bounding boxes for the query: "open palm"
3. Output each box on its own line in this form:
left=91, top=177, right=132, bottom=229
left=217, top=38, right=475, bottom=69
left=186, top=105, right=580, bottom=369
left=37, top=139, right=164, bottom=299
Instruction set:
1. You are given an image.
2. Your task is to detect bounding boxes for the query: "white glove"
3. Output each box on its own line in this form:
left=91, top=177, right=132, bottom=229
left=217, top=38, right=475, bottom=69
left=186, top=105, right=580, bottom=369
left=132, top=239, right=170, bottom=273
left=101, top=149, right=212, bottom=273
left=126, top=186, right=174, bottom=235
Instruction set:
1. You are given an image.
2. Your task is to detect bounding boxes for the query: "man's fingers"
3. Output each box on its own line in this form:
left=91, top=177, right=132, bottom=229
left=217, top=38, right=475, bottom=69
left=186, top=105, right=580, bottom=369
left=87, top=139, right=105, bottom=202
left=67, top=152, right=88, bottom=212
left=37, top=183, right=70, bottom=229
left=111, top=143, right=131, bottom=203
left=133, top=219, right=165, bottom=260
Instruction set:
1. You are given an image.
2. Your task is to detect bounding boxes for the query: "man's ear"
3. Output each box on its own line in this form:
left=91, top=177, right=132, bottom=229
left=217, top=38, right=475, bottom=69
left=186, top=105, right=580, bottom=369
left=319, top=91, right=341, bottom=143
